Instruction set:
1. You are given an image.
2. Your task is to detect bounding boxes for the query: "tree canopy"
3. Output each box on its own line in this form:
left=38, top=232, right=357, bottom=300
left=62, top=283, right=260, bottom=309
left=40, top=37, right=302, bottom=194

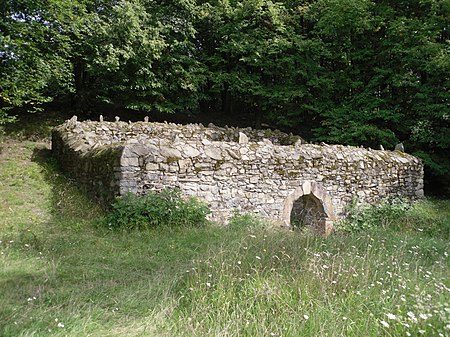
left=1, top=0, right=449, bottom=194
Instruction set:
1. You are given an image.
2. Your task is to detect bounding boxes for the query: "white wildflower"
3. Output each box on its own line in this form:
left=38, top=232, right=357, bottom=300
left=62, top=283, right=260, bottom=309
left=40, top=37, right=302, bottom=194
left=303, top=314, right=309, bottom=320
left=380, top=320, right=390, bottom=328
left=385, top=313, right=397, bottom=320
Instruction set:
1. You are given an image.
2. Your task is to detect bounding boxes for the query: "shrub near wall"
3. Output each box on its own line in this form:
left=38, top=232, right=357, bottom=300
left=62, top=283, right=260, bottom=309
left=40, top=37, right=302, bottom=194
left=105, top=189, right=210, bottom=230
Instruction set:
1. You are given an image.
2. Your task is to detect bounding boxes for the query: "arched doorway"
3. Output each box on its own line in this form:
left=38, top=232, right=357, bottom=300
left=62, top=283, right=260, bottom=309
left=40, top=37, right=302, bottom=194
left=290, top=194, right=327, bottom=229
left=282, top=181, right=335, bottom=235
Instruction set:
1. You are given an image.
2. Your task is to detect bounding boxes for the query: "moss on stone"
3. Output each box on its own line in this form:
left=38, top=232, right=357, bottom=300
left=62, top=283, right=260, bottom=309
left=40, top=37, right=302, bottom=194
left=91, top=146, right=122, bottom=164
left=166, top=156, right=181, bottom=164
left=286, top=170, right=300, bottom=177
left=214, top=159, right=225, bottom=170
left=249, top=143, right=259, bottom=151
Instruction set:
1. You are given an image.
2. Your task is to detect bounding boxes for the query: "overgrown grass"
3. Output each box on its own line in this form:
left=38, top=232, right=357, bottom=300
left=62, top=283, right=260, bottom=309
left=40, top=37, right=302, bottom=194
left=1, top=139, right=449, bottom=336
left=335, top=197, right=450, bottom=237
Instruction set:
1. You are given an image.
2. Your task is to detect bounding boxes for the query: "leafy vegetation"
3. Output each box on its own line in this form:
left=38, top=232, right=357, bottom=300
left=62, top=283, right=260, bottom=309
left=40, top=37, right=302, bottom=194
left=105, top=189, right=210, bottom=230
left=1, top=135, right=449, bottom=336
left=0, top=0, right=449, bottom=194
left=336, top=197, right=450, bottom=237
left=336, top=198, right=411, bottom=233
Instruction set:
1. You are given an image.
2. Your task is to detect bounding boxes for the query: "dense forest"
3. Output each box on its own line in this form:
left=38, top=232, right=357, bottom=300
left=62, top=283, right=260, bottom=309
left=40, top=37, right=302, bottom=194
left=0, top=0, right=449, bottom=195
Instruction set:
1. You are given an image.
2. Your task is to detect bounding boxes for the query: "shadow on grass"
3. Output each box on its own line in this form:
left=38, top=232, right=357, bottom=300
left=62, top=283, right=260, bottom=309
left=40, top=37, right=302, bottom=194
left=31, top=146, right=105, bottom=222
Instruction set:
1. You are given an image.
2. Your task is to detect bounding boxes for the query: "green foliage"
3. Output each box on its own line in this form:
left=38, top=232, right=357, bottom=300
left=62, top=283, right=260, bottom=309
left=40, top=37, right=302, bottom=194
left=337, top=197, right=450, bottom=236
left=398, top=198, right=450, bottom=237
left=336, top=198, right=411, bottom=233
left=0, top=108, right=16, bottom=126
left=84, top=0, right=204, bottom=113
left=0, top=0, right=79, bottom=112
left=305, top=0, right=450, bottom=191
left=105, top=189, right=210, bottom=230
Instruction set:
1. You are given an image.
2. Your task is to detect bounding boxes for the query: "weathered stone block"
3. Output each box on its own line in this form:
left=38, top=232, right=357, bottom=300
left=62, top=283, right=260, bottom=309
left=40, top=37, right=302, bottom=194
left=183, top=145, right=201, bottom=158
left=160, top=146, right=181, bottom=159
left=204, top=146, right=223, bottom=160
left=239, top=132, right=249, bottom=144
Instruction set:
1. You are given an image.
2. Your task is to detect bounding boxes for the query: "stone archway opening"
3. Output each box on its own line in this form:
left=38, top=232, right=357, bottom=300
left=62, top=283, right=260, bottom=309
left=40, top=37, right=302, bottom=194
left=290, top=194, right=327, bottom=231
left=282, top=181, right=335, bottom=236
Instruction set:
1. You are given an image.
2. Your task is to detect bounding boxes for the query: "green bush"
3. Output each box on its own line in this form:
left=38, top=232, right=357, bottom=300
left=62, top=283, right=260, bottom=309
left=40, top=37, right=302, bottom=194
left=336, top=198, right=411, bottom=233
left=105, top=189, right=210, bottom=230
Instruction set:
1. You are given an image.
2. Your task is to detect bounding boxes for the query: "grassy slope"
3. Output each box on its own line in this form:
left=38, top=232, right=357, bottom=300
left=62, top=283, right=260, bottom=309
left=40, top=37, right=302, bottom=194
left=0, top=130, right=449, bottom=336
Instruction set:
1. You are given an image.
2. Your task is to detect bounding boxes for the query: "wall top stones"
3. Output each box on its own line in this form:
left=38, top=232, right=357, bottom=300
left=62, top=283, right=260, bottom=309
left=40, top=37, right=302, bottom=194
left=54, top=118, right=422, bottom=168
left=55, top=118, right=302, bottom=151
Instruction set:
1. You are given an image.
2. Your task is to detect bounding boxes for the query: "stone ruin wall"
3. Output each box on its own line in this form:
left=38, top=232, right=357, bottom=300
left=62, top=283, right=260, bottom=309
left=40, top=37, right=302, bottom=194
left=52, top=118, right=424, bottom=233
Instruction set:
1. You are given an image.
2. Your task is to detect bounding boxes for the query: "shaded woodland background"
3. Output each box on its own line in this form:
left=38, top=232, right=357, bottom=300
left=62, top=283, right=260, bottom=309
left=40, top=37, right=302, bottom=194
left=1, top=0, right=449, bottom=195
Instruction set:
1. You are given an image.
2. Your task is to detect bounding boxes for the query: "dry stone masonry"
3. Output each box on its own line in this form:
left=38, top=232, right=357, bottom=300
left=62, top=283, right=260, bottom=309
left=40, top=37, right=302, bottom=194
left=52, top=117, right=424, bottom=234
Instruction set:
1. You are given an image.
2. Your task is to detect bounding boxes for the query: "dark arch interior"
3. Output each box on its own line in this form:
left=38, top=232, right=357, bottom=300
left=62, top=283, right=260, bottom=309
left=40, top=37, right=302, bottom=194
left=290, top=194, right=327, bottom=230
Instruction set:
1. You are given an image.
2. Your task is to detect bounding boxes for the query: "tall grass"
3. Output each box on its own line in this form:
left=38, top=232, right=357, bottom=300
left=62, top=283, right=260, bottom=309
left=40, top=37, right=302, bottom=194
left=1, top=139, right=449, bottom=336
left=169, top=225, right=449, bottom=336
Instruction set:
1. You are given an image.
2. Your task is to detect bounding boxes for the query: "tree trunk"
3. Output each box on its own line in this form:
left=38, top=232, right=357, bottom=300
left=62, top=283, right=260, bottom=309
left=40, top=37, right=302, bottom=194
left=72, top=58, right=87, bottom=113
